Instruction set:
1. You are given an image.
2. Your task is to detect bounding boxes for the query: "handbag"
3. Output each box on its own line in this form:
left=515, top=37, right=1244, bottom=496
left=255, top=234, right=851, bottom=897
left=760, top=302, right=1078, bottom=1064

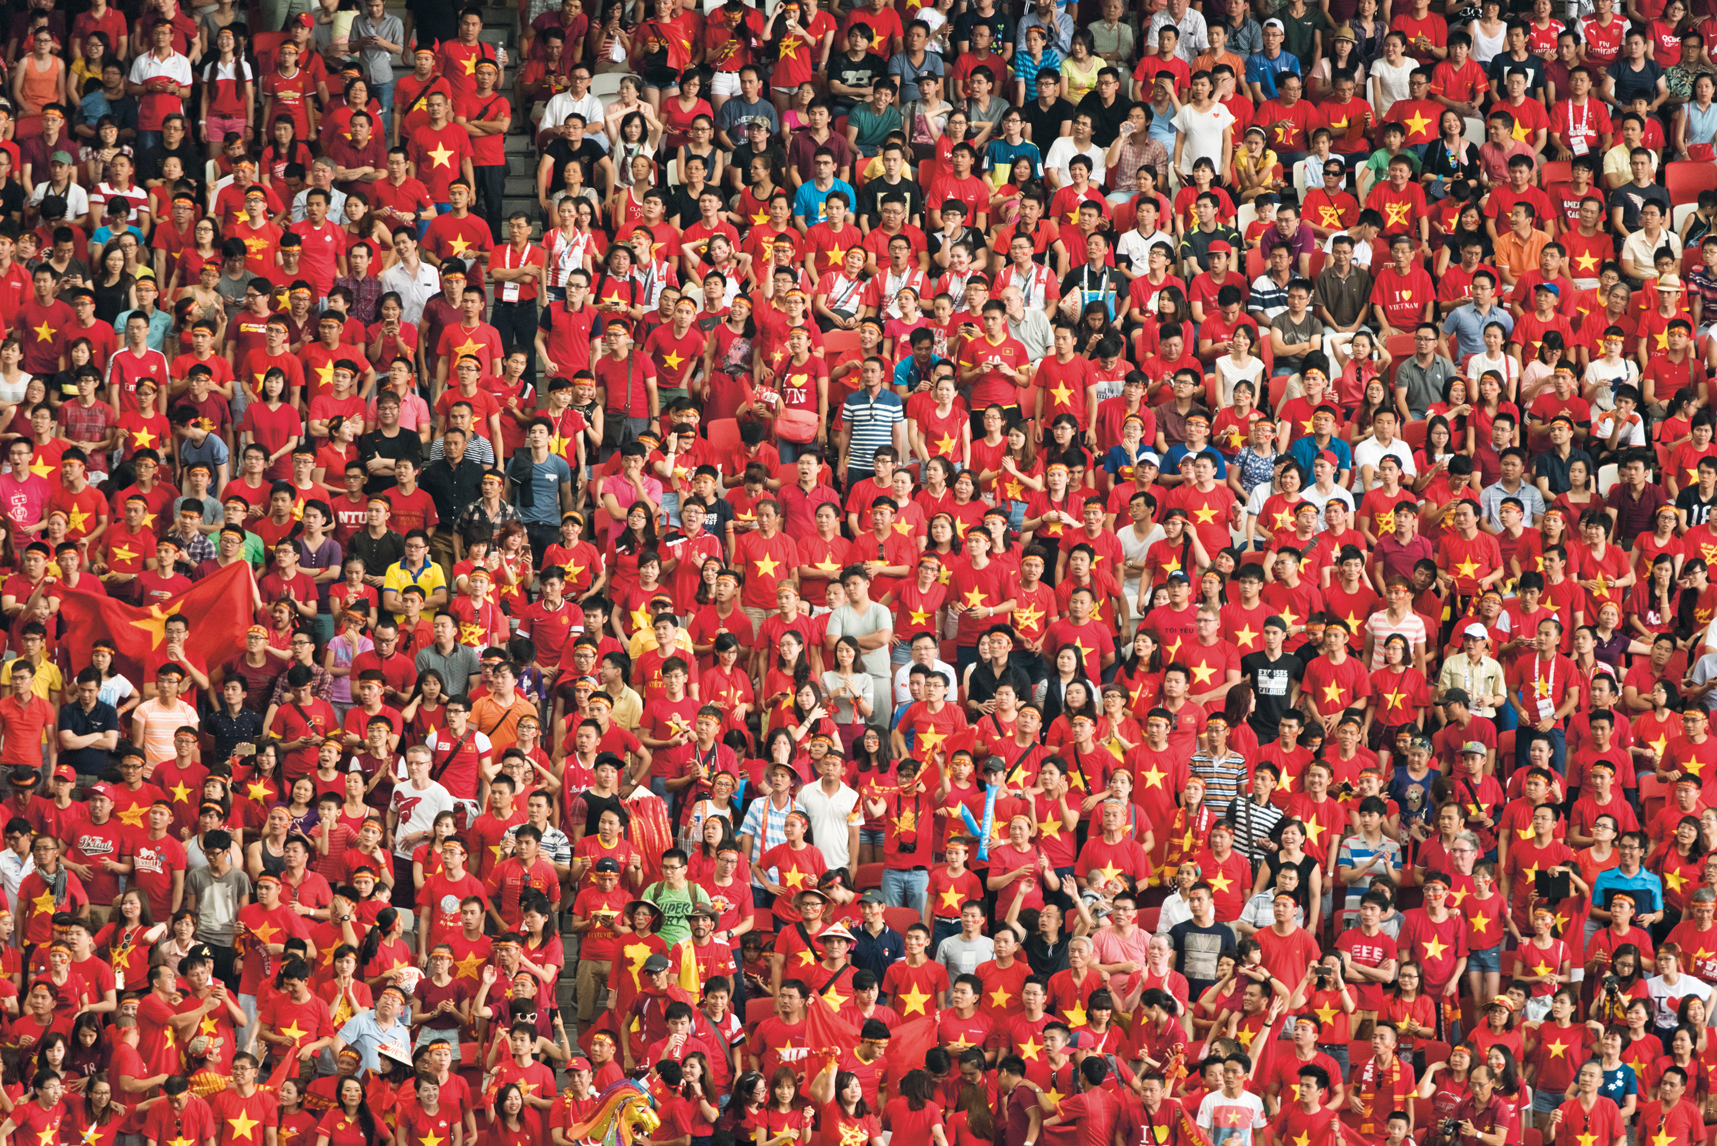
left=1691, top=143, right=1716, bottom=161
left=775, top=407, right=820, bottom=443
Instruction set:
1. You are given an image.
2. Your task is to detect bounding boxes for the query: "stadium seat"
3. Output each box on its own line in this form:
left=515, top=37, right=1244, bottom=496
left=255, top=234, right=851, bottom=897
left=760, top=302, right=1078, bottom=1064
left=746, top=997, right=776, bottom=1024
left=1463, top=117, right=1486, bottom=146
left=1420, top=1041, right=1451, bottom=1067
left=1247, top=247, right=1266, bottom=279
left=1666, top=161, right=1717, bottom=202
left=1525, top=1130, right=1543, bottom=1146
left=1540, top=160, right=1573, bottom=187
left=1639, top=775, right=1669, bottom=829
left=883, top=905, right=922, bottom=934
left=1598, top=463, right=1619, bottom=495
left=824, top=330, right=865, bottom=360
left=705, top=417, right=743, bottom=456
left=855, top=863, right=883, bottom=891
left=1139, top=906, right=1161, bottom=932
left=1403, top=420, right=1428, bottom=450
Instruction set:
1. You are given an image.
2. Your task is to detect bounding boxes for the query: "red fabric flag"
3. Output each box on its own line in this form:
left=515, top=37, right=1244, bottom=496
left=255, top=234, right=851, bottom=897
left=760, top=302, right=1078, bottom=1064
left=883, top=1015, right=941, bottom=1085
left=56, top=561, right=257, bottom=686
left=805, top=987, right=861, bottom=1054
left=1172, top=1097, right=1218, bottom=1146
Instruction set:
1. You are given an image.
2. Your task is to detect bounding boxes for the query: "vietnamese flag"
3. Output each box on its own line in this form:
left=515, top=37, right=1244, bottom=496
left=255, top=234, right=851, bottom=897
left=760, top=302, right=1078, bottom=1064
left=56, top=560, right=258, bottom=685
left=805, top=987, right=861, bottom=1056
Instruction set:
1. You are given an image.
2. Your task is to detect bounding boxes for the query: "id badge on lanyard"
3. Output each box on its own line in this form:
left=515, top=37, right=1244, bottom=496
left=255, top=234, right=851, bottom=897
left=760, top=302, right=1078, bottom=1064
left=501, top=246, right=522, bottom=303
left=1535, top=656, right=1556, bottom=721
left=1570, top=101, right=1590, bottom=155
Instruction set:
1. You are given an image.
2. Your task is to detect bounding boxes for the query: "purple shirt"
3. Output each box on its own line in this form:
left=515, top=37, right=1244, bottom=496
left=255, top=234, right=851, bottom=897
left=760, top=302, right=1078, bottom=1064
left=1260, top=223, right=1316, bottom=261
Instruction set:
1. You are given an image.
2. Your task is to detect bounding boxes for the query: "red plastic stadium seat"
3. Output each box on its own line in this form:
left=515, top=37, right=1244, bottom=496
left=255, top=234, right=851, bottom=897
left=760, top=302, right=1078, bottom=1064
left=705, top=417, right=742, bottom=456
left=1666, top=161, right=1717, bottom=202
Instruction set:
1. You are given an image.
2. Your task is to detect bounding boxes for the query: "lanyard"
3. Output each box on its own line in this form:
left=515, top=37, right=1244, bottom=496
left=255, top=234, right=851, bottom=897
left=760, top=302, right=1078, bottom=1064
left=1535, top=654, right=1555, bottom=698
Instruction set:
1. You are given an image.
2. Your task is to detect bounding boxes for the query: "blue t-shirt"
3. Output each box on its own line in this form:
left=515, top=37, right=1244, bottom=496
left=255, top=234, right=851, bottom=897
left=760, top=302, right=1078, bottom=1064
left=179, top=432, right=230, bottom=471
left=514, top=452, right=573, bottom=525
left=793, top=177, right=858, bottom=225
left=1244, top=49, right=1301, bottom=101
left=984, top=138, right=1043, bottom=177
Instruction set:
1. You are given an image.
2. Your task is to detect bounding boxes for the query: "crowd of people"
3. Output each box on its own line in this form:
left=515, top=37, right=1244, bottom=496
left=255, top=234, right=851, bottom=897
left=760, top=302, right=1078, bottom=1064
left=5, top=0, right=1717, bottom=1143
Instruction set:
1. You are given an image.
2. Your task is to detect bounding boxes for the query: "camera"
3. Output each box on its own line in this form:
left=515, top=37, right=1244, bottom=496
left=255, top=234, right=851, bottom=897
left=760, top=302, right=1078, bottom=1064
left=1603, top=974, right=1620, bottom=992
left=1440, top=1120, right=1461, bottom=1138
left=1313, top=968, right=1329, bottom=987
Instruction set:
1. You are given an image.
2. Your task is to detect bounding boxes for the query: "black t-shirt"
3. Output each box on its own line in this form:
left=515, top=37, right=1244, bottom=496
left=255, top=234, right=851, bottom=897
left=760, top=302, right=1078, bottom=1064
left=357, top=426, right=424, bottom=494
left=543, top=137, right=607, bottom=197
left=729, top=142, right=789, bottom=188
left=927, top=224, right=987, bottom=266
left=1484, top=52, right=1546, bottom=100
left=1022, top=97, right=1077, bottom=152
left=1678, top=485, right=1717, bottom=529
left=1609, top=180, right=1672, bottom=233
left=952, top=5, right=1012, bottom=47
left=137, top=140, right=203, bottom=191
left=1241, top=649, right=1305, bottom=741
left=856, top=174, right=925, bottom=227
left=829, top=50, right=888, bottom=111
left=1075, top=91, right=1135, bottom=148
left=1167, top=918, right=1237, bottom=1000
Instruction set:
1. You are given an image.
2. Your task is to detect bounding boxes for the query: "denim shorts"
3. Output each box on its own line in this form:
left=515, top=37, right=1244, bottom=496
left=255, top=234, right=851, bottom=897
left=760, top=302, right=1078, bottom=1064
left=1467, top=944, right=1502, bottom=973
left=860, top=828, right=885, bottom=847
left=1532, top=1088, right=1561, bottom=1114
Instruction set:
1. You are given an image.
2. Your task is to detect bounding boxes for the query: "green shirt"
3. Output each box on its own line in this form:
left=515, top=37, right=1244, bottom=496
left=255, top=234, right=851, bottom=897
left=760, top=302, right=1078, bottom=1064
left=1274, top=1, right=1329, bottom=71
left=643, top=880, right=712, bottom=948
left=848, top=104, right=904, bottom=154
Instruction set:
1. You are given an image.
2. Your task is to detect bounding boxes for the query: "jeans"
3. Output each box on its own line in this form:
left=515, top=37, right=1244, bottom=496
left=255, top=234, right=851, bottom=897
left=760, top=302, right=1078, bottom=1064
left=138, top=131, right=162, bottom=153
left=473, top=164, right=507, bottom=241
left=375, top=78, right=395, bottom=132
left=492, top=299, right=539, bottom=388
left=881, top=867, right=928, bottom=908
left=930, top=916, right=960, bottom=953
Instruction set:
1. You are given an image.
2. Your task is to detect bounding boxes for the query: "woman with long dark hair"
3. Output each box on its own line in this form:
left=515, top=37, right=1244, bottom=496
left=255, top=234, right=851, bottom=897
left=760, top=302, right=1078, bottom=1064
left=356, top=907, right=411, bottom=992
left=315, top=1074, right=384, bottom=1146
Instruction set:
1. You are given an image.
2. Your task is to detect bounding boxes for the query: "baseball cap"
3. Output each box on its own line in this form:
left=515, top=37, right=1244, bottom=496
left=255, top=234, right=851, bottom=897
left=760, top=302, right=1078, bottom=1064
left=296, top=12, right=315, bottom=25
left=1208, top=240, right=1233, bottom=254
left=860, top=889, right=886, bottom=905
left=49, top=151, right=73, bottom=166
left=593, top=857, right=621, bottom=873
left=1462, top=622, right=1489, bottom=639
left=1442, top=687, right=1471, bottom=706
left=1461, top=741, right=1488, bottom=756
left=642, top=954, right=672, bottom=974
left=51, top=765, right=74, bottom=783
left=87, top=783, right=114, bottom=800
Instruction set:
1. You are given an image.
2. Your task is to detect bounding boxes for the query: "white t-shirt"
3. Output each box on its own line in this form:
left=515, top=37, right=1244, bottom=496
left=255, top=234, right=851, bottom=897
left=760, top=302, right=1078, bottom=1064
left=1351, top=437, right=1418, bottom=492
left=1196, top=1089, right=1267, bottom=1146
left=1118, top=521, right=1164, bottom=607
left=1043, top=137, right=1108, bottom=187
left=1171, top=101, right=1237, bottom=176
left=1371, top=57, right=1416, bottom=119
left=795, top=782, right=861, bottom=870
left=388, top=778, right=456, bottom=858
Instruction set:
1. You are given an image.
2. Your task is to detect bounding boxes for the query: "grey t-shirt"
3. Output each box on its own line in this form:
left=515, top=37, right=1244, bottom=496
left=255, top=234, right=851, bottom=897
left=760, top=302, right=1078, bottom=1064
left=828, top=601, right=894, bottom=678
left=1269, top=310, right=1321, bottom=372
left=348, top=12, right=406, bottom=87
left=934, top=933, right=994, bottom=981
left=184, top=864, right=251, bottom=946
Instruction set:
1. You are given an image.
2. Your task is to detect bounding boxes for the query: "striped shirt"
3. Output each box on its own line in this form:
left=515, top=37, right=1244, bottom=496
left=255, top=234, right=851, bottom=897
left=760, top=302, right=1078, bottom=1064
left=739, top=793, right=798, bottom=890
left=840, top=387, right=905, bottom=471
left=1225, top=795, right=1286, bottom=868
left=1189, top=750, right=1248, bottom=811
left=1336, top=834, right=1403, bottom=925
